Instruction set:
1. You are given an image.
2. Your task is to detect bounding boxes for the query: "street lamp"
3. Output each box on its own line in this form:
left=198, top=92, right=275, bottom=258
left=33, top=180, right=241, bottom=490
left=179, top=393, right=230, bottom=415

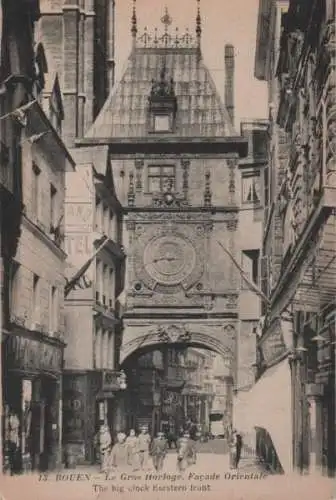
left=117, top=370, right=127, bottom=390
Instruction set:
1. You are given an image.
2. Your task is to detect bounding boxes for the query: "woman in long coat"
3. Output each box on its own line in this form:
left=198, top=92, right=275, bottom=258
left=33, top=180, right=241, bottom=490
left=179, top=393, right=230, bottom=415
left=126, top=429, right=140, bottom=471
left=108, top=432, right=131, bottom=470
left=99, top=425, right=112, bottom=472
left=176, top=431, right=196, bottom=472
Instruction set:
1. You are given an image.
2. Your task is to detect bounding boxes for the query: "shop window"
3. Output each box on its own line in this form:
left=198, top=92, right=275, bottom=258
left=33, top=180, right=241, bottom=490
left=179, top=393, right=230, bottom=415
left=147, top=165, right=175, bottom=193
left=242, top=172, right=261, bottom=204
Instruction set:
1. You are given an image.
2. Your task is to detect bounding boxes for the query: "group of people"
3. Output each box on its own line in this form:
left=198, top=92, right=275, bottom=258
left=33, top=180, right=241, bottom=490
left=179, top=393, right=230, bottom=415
left=96, top=425, right=197, bottom=473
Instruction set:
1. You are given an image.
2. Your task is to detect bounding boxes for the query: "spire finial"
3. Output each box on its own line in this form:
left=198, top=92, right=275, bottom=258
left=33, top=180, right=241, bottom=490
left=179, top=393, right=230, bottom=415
left=196, top=0, right=201, bottom=48
left=131, top=0, right=137, bottom=46
left=161, top=5, right=172, bottom=35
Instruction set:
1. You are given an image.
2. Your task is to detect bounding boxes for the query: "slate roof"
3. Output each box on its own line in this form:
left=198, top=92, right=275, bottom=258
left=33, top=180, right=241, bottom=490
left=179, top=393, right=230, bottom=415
left=85, top=46, right=235, bottom=139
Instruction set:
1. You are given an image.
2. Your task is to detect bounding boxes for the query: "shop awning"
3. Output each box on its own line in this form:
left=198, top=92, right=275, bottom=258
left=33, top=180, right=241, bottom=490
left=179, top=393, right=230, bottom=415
left=233, top=358, right=292, bottom=473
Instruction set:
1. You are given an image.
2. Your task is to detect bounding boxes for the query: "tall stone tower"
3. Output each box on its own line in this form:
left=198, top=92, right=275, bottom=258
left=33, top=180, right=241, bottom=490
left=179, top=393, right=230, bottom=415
left=38, top=0, right=116, bottom=147
left=79, top=2, right=248, bottom=430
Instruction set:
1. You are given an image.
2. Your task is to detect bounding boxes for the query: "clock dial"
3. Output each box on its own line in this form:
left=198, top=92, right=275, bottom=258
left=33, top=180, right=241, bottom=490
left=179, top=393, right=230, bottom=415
left=144, top=235, right=196, bottom=286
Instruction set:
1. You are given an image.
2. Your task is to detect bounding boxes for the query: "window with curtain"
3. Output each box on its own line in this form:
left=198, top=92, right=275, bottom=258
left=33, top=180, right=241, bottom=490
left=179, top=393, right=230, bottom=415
left=241, top=172, right=261, bottom=204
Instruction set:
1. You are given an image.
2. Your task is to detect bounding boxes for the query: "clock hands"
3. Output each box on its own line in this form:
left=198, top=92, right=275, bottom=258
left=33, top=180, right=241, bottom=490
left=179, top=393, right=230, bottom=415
left=152, top=256, right=177, bottom=263
left=144, top=255, right=179, bottom=267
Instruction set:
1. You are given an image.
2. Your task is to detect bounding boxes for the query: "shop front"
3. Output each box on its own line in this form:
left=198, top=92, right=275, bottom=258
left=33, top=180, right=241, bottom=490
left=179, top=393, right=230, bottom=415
left=62, top=371, right=101, bottom=465
left=3, top=328, right=64, bottom=474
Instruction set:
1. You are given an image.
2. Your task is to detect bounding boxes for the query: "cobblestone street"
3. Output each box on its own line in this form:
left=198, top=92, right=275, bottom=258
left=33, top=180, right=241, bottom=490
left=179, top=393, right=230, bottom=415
left=1, top=443, right=334, bottom=500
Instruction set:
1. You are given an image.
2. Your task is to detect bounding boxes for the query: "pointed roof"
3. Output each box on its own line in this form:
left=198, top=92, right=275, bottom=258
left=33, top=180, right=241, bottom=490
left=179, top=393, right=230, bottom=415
left=85, top=24, right=235, bottom=140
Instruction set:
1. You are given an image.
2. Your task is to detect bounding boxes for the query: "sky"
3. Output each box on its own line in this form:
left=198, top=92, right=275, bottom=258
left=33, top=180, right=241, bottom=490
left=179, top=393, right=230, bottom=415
left=114, top=0, right=269, bottom=130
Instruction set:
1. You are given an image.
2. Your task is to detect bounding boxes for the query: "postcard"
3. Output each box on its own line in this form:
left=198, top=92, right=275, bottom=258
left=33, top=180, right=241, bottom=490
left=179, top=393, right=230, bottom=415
left=0, top=1, right=335, bottom=499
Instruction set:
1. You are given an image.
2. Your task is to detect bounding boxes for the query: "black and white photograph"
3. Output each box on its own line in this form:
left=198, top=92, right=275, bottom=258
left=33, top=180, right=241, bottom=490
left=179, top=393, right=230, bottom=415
left=0, top=0, right=335, bottom=499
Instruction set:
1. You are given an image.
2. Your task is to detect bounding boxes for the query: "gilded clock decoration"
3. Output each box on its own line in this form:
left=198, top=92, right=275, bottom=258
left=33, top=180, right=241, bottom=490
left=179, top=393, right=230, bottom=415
left=144, top=235, right=196, bottom=286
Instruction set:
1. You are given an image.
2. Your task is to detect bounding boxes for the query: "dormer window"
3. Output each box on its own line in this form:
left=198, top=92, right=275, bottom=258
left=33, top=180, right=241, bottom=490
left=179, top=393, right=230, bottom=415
left=148, top=65, right=177, bottom=134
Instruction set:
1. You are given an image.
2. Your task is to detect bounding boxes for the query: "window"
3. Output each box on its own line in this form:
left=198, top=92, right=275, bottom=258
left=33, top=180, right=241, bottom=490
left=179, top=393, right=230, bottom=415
left=264, top=166, right=269, bottom=208
left=96, top=259, right=102, bottom=303
left=241, top=250, right=259, bottom=289
left=147, top=165, right=175, bottom=193
left=49, top=286, right=58, bottom=334
left=32, top=274, right=40, bottom=325
left=102, top=264, right=108, bottom=305
left=50, top=184, right=57, bottom=228
left=242, top=172, right=261, bottom=204
left=32, top=162, right=41, bottom=219
left=252, top=130, right=268, bottom=158
left=109, top=268, right=114, bottom=309
left=9, top=261, right=20, bottom=315
left=154, top=114, right=171, bottom=132
left=103, top=206, right=109, bottom=236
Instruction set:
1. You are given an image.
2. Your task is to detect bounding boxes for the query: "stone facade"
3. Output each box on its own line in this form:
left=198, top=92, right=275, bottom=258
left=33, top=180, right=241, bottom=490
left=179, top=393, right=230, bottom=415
left=78, top=9, right=250, bottom=431
left=254, top=0, right=336, bottom=476
left=1, top=0, right=75, bottom=473
left=62, top=146, right=125, bottom=463
left=38, top=0, right=115, bottom=147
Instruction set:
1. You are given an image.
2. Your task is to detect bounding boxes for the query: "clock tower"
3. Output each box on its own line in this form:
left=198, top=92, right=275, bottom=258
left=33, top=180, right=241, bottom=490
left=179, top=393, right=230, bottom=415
left=80, top=3, right=248, bottom=430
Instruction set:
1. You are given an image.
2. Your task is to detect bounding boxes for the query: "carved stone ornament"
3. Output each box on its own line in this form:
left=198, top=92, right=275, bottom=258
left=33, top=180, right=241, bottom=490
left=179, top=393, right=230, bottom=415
left=156, top=324, right=191, bottom=343
left=225, top=213, right=238, bottom=231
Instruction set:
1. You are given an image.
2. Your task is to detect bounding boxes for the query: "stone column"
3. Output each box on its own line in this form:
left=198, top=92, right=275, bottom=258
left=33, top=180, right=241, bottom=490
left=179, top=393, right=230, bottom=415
left=306, top=383, right=324, bottom=474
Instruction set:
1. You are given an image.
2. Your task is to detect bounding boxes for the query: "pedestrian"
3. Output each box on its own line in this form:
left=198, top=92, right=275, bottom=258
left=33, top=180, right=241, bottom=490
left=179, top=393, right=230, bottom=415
left=6, top=410, right=20, bottom=474
left=176, top=431, right=196, bottom=472
left=108, top=432, right=131, bottom=470
left=229, top=430, right=243, bottom=469
left=235, top=431, right=243, bottom=469
left=126, top=429, right=140, bottom=471
left=150, top=431, right=168, bottom=471
left=99, top=424, right=112, bottom=473
left=138, top=425, right=151, bottom=471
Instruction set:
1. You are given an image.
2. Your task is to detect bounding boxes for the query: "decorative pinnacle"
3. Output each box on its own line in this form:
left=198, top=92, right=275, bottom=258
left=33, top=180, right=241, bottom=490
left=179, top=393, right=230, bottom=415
left=161, top=5, right=172, bottom=34
left=196, top=0, right=201, bottom=45
left=131, top=0, right=137, bottom=40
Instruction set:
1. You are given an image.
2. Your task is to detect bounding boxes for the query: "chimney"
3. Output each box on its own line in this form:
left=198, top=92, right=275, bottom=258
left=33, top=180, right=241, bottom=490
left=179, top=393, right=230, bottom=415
left=224, top=44, right=235, bottom=128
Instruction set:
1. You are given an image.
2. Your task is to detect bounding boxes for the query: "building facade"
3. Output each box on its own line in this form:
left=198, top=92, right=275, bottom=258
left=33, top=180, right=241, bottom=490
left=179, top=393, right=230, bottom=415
left=233, top=119, right=268, bottom=444
left=78, top=5, right=249, bottom=433
left=63, top=148, right=125, bottom=464
left=252, top=0, right=336, bottom=476
left=38, top=0, right=116, bottom=147
left=1, top=2, right=75, bottom=473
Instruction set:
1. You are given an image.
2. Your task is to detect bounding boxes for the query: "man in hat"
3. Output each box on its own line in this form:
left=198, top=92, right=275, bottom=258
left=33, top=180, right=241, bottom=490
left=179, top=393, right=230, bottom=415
left=150, top=431, right=168, bottom=471
left=138, top=425, right=151, bottom=470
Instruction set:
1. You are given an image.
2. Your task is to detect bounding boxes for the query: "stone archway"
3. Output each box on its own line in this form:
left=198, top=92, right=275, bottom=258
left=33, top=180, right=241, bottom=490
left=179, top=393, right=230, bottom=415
left=120, top=323, right=236, bottom=365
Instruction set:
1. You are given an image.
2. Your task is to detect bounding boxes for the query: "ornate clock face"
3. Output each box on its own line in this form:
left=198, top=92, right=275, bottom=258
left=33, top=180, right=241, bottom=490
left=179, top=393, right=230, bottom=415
left=144, top=235, right=196, bottom=286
